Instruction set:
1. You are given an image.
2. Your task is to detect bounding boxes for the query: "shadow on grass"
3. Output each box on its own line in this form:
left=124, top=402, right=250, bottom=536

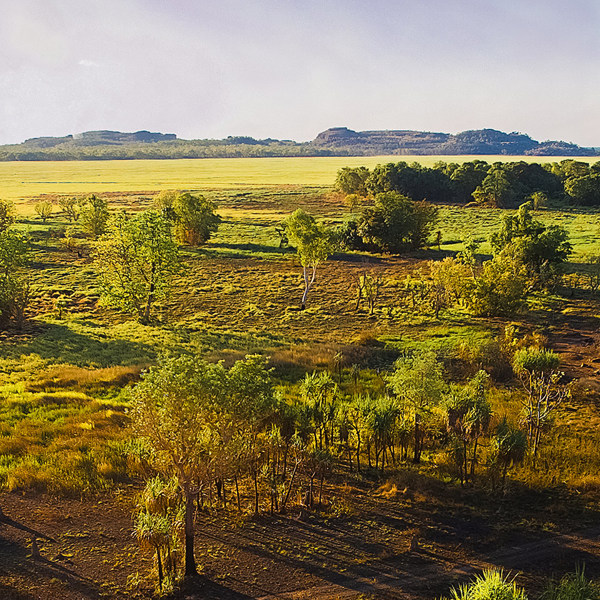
left=0, top=321, right=157, bottom=368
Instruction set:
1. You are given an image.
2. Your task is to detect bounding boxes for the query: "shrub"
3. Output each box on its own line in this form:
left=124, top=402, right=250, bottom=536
left=540, top=568, right=600, bottom=600
left=444, top=570, right=528, bottom=600
left=466, top=248, right=529, bottom=317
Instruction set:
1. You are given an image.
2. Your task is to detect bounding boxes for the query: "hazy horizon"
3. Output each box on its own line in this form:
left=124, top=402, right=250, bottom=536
left=2, top=0, right=599, bottom=147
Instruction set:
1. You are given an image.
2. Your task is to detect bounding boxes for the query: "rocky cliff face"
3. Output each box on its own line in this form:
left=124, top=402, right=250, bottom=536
left=310, top=127, right=597, bottom=156
left=24, top=130, right=177, bottom=147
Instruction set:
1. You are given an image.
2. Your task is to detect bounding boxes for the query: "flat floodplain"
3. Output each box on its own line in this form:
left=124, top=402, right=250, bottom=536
left=2, top=155, right=599, bottom=203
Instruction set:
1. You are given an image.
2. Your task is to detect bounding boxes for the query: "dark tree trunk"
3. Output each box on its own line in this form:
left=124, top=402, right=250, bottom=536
left=184, top=492, right=197, bottom=577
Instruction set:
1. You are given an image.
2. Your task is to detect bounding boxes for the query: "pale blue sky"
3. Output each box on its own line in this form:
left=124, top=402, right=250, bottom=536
left=1, top=0, right=599, bottom=145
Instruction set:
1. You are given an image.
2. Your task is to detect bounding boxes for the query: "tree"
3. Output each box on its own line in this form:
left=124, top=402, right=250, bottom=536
left=132, top=354, right=275, bottom=576
left=390, top=351, right=446, bottom=463
left=472, top=165, right=517, bottom=207
left=490, top=201, right=572, bottom=275
left=356, top=192, right=438, bottom=253
left=512, top=347, right=569, bottom=458
left=132, top=356, right=226, bottom=577
left=172, top=193, right=220, bottom=246
left=492, top=419, right=527, bottom=491
left=444, top=371, right=492, bottom=486
left=335, top=166, right=370, bottom=196
left=565, top=174, right=600, bottom=206
left=59, top=197, right=81, bottom=222
left=79, top=194, right=109, bottom=239
left=449, top=160, right=489, bottom=203
left=0, top=229, right=30, bottom=329
left=0, top=199, right=15, bottom=233
left=93, top=210, right=179, bottom=323
left=284, top=209, right=338, bottom=309
left=34, top=200, right=53, bottom=223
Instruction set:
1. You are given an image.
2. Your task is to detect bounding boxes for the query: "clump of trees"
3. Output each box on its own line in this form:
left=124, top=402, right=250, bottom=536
left=335, top=158, right=600, bottom=207
left=340, top=191, right=439, bottom=254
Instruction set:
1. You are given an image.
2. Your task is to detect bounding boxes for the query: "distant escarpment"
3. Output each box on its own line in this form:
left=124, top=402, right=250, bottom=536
left=310, top=127, right=598, bottom=156
left=0, top=127, right=596, bottom=160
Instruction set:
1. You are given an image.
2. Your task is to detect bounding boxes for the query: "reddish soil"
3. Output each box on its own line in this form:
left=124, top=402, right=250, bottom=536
left=2, top=478, right=600, bottom=600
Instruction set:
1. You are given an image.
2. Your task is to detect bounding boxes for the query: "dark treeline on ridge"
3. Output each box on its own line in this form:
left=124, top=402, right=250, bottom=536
left=0, top=126, right=597, bottom=160
left=336, top=158, right=600, bottom=207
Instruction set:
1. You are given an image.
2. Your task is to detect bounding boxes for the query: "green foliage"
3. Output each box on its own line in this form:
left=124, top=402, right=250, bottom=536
left=79, top=194, right=110, bottom=239
left=0, top=199, right=15, bottom=232
left=444, top=371, right=492, bottom=484
left=0, top=228, right=30, bottom=329
left=93, top=210, right=179, bottom=323
left=284, top=209, right=338, bottom=308
left=172, top=192, right=220, bottom=246
left=466, top=248, right=529, bottom=317
left=285, top=209, right=338, bottom=267
left=34, top=200, right=54, bottom=222
left=444, top=569, right=528, bottom=600
left=513, top=347, right=560, bottom=375
left=335, top=166, right=370, bottom=195
left=492, top=419, right=527, bottom=489
left=390, top=351, right=446, bottom=462
left=490, top=202, right=572, bottom=274
left=565, top=174, right=600, bottom=206
left=355, top=192, right=439, bottom=253
left=473, top=166, right=518, bottom=207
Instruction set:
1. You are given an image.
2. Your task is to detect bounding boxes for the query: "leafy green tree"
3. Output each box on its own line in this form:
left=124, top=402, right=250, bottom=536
left=79, top=194, right=109, bottom=239
left=0, top=229, right=30, bottom=329
left=390, top=351, right=446, bottom=463
left=0, top=199, right=15, bottom=232
left=356, top=192, right=438, bottom=253
left=449, top=160, right=489, bottom=203
left=490, top=202, right=572, bottom=274
left=132, top=356, right=226, bottom=577
left=284, top=209, right=338, bottom=309
left=335, top=166, right=370, bottom=196
left=172, top=193, right=220, bottom=246
left=93, top=210, right=179, bottom=323
left=565, top=174, right=600, bottom=206
left=34, top=200, right=53, bottom=223
left=472, top=165, right=517, bottom=207
left=132, top=354, right=275, bottom=576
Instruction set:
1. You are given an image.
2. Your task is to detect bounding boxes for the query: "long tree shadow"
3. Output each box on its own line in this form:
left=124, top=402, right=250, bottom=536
left=0, top=321, right=157, bottom=368
left=0, top=530, right=107, bottom=600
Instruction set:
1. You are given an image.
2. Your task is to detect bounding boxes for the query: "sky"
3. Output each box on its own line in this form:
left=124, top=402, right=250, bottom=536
left=1, top=0, right=599, bottom=146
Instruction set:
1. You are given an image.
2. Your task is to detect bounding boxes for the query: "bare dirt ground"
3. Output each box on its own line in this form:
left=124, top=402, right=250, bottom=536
left=2, top=477, right=599, bottom=600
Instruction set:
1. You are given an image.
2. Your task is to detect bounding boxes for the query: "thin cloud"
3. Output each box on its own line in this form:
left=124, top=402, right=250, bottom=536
left=78, top=59, right=99, bottom=68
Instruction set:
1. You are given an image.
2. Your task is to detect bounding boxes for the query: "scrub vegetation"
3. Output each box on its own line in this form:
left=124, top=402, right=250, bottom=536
left=1, top=157, right=600, bottom=599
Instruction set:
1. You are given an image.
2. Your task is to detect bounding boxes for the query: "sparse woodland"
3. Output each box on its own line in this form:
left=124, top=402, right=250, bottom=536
left=1, top=168, right=600, bottom=599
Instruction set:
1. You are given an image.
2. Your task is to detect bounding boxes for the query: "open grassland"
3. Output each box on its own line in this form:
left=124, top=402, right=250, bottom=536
left=2, top=155, right=600, bottom=208
left=3, top=181, right=600, bottom=598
